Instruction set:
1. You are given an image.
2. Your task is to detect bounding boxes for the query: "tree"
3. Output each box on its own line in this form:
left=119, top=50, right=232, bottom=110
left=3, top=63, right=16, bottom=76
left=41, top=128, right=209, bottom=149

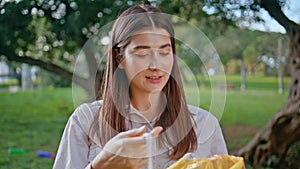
left=0, top=0, right=257, bottom=95
left=212, top=28, right=266, bottom=90
left=0, top=0, right=256, bottom=97
left=236, top=0, right=300, bottom=167
left=0, top=0, right=135, bottom=97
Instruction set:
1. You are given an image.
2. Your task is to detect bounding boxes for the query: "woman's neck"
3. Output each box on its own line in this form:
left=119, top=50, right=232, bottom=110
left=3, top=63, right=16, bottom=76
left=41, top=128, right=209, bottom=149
left=130, top=91, right=164, bottom=121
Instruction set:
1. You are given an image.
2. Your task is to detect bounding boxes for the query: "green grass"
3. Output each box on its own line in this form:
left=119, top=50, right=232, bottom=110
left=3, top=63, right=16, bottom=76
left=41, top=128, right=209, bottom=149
left=220, top=90, right=287, bottom=127
left=201, top=74, right=291, bottom=91
left=0, top=87, right=73, bottom=169
left=185, top=74, right=289, bottom=127
left=0, top=74, right=291, bottom=168
left=184, top=74, right=290, bottom=156
left=185, top=89, right=288, bottom=127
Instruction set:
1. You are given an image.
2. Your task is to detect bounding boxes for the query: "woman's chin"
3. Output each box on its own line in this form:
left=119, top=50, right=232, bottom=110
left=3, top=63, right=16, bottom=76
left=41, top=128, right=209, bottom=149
left=146, top=87, right=164, bottom=93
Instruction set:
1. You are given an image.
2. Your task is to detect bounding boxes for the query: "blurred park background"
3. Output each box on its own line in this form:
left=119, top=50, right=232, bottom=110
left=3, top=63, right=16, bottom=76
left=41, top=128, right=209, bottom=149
left=1, top=0, right=300, bottom=168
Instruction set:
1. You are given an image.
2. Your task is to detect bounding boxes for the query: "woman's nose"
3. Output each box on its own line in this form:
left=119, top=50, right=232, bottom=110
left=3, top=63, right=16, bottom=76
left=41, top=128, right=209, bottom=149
left=149, top=61, right=157, bottom=70
left=148, top=53, right=158, bottom=70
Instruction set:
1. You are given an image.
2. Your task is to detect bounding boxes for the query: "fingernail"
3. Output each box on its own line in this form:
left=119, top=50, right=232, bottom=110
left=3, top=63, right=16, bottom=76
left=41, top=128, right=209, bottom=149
left=155, top=126, right=163, bottom=133
left=157, top=126, right=163, bottom=131
left=151, top=126, right=163, bottom=138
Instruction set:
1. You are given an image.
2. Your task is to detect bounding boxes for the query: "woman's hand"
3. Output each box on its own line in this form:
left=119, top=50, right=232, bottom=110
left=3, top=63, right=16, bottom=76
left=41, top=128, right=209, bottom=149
left=91, top=126, right=163, bottom=169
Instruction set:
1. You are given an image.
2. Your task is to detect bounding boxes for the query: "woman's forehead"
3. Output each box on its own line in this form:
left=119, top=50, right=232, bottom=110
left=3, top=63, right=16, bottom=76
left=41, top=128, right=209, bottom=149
left=133, top=27, right=170, bottom=36
left=128, top=28, right=171, bottom=48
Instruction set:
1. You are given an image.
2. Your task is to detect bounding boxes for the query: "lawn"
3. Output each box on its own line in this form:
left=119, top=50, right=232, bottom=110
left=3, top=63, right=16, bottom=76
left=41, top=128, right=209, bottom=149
left=0, top=87, right=73, bottom=169
left=184, top=74, right=290, bottom=153
left=0, top=75, right=290, bottom=168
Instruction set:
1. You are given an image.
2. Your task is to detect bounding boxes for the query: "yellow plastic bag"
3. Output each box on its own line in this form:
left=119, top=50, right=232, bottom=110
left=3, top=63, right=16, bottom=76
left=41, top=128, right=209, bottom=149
left=168, top=154, right=244, bottom=169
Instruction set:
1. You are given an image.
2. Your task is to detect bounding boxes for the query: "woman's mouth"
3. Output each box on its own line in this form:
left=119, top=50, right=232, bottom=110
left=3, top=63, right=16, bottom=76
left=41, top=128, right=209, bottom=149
left=146, top=76, right=163, bottom=84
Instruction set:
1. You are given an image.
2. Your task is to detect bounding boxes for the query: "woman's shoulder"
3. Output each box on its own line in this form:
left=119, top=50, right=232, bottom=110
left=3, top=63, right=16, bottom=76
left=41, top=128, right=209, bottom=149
left=187, top=104, right=222, bottom=144
left=75, top=100, right=102, bottom=114
left=70, top=100, right=103, bottom=133
left=187, top=104, right=218, bottom=123
left=73, top=100, right=102, bottom=118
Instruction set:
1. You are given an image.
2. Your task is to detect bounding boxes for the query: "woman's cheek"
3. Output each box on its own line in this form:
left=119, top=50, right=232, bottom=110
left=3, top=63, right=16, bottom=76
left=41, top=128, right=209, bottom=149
left=162, top=59, right=173, bottom=73
left=134, top=60, right=150, bottom=71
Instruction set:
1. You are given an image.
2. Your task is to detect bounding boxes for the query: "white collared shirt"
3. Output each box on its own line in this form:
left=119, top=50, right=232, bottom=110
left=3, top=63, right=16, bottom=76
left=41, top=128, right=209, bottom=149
left=53, top=100, right=227, bottom=169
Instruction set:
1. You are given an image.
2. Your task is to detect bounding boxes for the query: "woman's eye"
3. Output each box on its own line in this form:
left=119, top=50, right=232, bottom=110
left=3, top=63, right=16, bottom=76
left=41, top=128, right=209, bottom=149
left=159, top=52, right=171, bottom=56
left=134, top=50, right=150, bottom=57
left=135, top=53, right=149, bottom=57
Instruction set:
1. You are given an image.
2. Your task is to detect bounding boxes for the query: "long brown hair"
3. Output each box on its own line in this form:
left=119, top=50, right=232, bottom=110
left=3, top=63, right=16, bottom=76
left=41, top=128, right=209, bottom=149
left=90, top=4, right=197, bottom=160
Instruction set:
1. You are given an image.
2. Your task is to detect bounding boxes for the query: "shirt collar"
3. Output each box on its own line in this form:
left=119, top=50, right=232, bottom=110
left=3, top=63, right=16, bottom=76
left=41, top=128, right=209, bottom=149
left=125, top=104, right=164, bottom=126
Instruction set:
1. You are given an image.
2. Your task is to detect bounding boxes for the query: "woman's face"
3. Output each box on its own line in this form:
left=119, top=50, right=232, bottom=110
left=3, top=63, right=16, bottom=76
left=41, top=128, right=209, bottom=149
left=120, top=28, right=174, bottom=94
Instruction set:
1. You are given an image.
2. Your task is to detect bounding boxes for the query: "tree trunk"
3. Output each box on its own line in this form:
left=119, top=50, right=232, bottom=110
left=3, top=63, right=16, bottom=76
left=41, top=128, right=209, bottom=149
left=6, top=49, right=96, bottom=96
left=238, top=0, right=300, bottom=167
left=240, top=55, right=246, bottom=91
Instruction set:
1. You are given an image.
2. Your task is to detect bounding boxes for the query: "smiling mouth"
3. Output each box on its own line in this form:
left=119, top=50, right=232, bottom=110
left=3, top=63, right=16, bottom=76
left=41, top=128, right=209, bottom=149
left=146, top=76, right=162, bottom=79
left=145, top=76, right=163, bottom=83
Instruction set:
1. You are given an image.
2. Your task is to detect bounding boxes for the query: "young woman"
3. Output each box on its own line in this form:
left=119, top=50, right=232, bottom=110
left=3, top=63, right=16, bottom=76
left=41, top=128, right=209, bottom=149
left=53, top=4, right=227, bottom=169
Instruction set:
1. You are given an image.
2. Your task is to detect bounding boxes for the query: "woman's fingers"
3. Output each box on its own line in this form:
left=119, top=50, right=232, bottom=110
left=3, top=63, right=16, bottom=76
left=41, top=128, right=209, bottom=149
left=120, top=125, right=163, bottom=138
left=120, top=125, right=146, bottom=137
left=123, top=136, right=147, bottom=145
left=94, top=126, right=163, bottom=168
left=150, top=126, right=163, bottom=138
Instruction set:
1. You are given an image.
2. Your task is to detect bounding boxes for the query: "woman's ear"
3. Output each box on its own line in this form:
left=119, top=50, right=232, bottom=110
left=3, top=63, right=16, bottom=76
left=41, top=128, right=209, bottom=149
left=115, top=48, right=124, bottom=69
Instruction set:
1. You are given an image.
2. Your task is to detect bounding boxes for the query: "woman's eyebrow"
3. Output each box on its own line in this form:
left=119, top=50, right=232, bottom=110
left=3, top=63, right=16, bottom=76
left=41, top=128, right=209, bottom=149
left=133, top=45, right=151, bottom=50
left=132, top=44, right=171, bottom=50
left=159, top=44, right=171, bottom=49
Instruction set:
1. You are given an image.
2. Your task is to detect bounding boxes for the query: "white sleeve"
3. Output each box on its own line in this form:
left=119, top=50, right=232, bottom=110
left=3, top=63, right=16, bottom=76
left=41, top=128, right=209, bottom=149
left=208, top=121, right=228, bottom=155
left=194, top=108, right=228, bottom=157
left=52, top=107, right=92, bottom=169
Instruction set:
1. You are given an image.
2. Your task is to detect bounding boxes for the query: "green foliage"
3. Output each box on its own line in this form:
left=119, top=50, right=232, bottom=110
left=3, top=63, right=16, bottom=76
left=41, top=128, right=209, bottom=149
left=174, top=26, right=287, bottom=77
left=41, top=70, right=71, bottom=87
left=156, top=0, right=276, bottom=38
left=0, top=0, right=292, bottom=94
left=0, top=0, right=287, bottom=65
left=0, top=0, right=140, bottom=70
left=213, top=27, right=288, bottom=75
